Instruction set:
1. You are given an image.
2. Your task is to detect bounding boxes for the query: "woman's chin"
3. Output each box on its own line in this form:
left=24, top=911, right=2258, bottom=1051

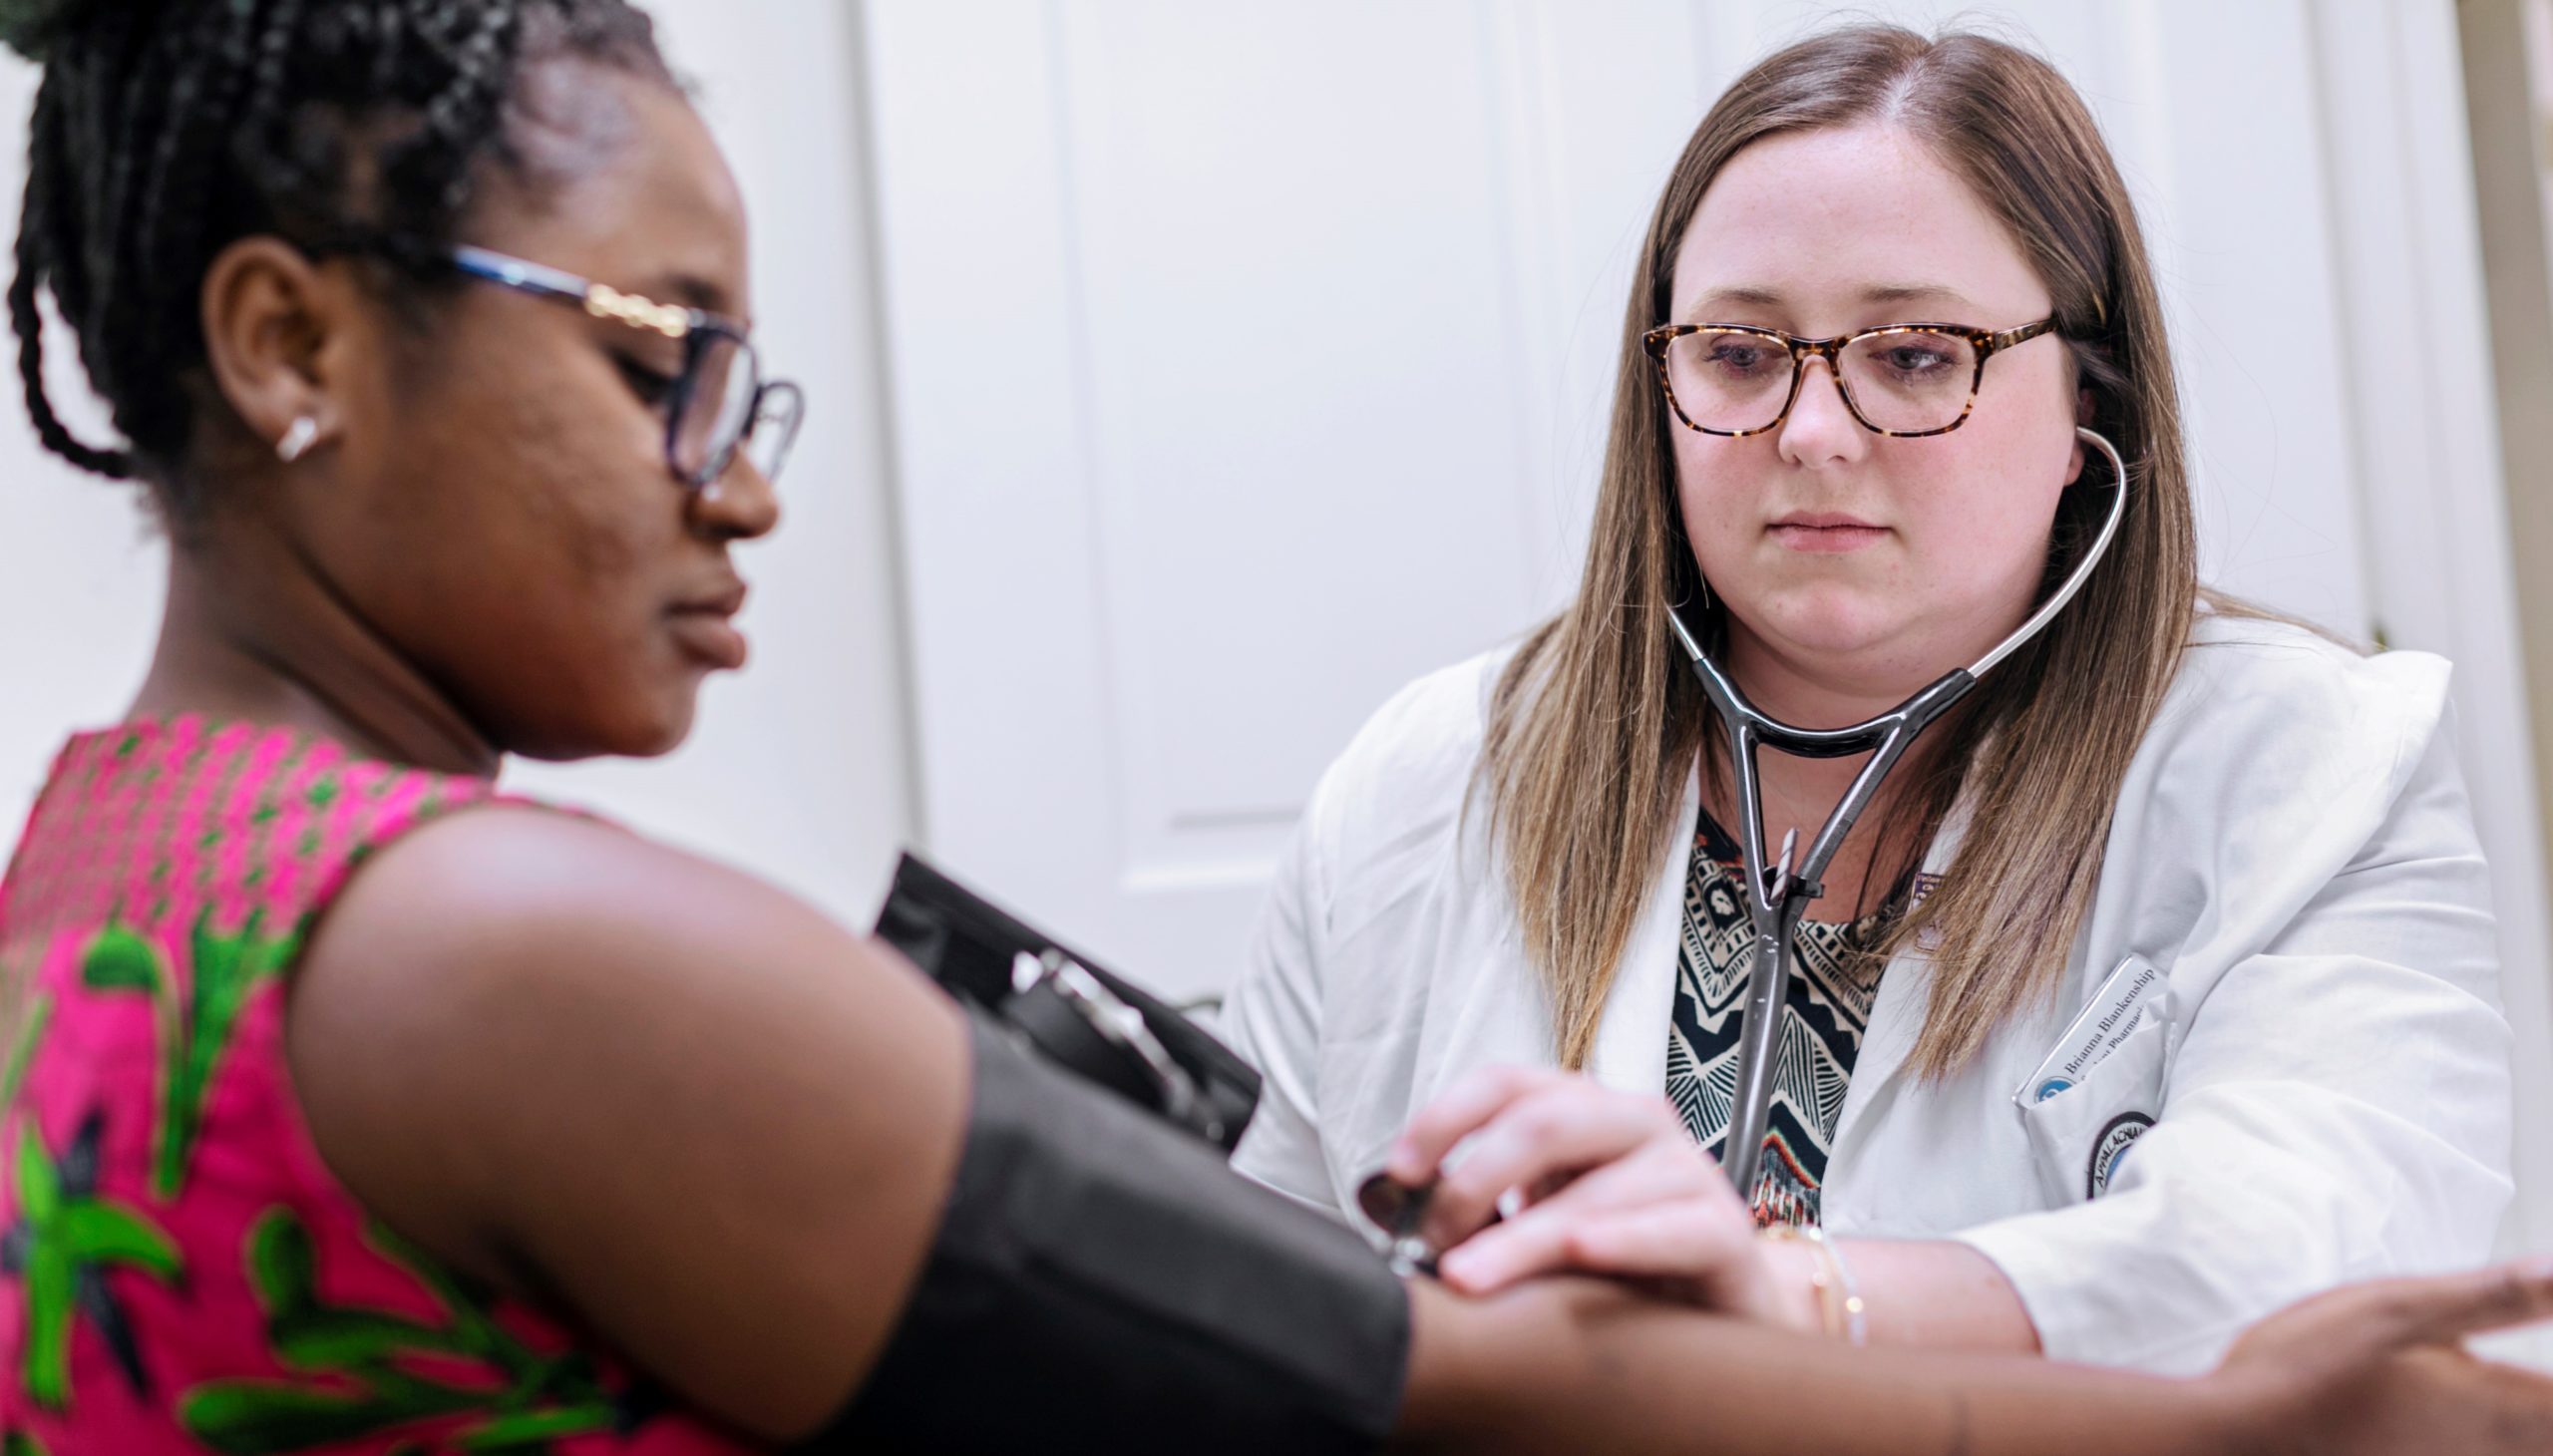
left=622, top=694, right=703, bottom=759
left=1731, top=591, right=2032, bottom=693
left=1737, top=589, right=1909, bottom=659
left=499, top=689, right=701, bottom=765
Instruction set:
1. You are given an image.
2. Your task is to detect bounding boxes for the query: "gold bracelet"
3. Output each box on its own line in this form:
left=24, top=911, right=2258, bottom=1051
left=1759, top=1224, right=1843, bottom=1340
left=1759, top=1225, right=1867, bottom=1345
left=1825, top=1232, right=1870, bottom=1346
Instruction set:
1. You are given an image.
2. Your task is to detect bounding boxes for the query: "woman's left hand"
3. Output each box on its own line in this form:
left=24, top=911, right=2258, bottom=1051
left=1385, top=1066, right=1812, bottom=1326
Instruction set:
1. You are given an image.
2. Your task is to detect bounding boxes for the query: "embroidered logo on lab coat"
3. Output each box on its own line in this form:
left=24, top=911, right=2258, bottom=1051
left=2088, top=1111, right=2153, bottom=1198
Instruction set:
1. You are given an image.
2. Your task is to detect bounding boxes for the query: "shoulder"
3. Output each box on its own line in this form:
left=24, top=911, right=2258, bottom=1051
left=304, top=804, right=841, bottom=1010
left=286, top=802, right=961, bottom=1274
left=2156, top=608, right=2450, bottom=779
left=2115, top=607, right=2459, bottom=855
left=1320, top=645, right=1516, bottom=803
left=294, top=801, right=934, bottom=1084
left=1298, top=642, right=1517, bottom=869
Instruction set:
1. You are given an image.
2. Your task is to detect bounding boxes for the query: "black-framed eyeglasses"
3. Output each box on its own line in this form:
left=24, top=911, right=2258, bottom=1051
left=1641, top=318, right=2056, bottom=438
left=310, top=233, right=805, bottom=490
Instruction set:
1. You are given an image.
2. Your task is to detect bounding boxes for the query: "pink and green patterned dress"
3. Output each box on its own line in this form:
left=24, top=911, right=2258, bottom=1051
left=0, top=717, right=761, bottom=1454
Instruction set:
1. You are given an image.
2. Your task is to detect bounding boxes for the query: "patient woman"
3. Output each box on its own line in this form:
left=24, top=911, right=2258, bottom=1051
left=1, top=2, right=2548, bottom=1453
left=1225, top=23, right=2516, bottom=1372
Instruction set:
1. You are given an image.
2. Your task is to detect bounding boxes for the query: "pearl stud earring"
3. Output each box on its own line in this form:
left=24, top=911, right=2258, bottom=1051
left=276, top=416, right=319, bottom=464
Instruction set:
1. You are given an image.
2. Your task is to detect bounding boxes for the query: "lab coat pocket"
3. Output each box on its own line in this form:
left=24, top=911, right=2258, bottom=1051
left=2016, top=1007, right=2170, bottom=1207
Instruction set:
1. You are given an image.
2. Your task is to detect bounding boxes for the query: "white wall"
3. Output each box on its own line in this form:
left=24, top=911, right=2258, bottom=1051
left=0, top=57, right=168, bottom=843
left=0, top=1, right=917, bottom=929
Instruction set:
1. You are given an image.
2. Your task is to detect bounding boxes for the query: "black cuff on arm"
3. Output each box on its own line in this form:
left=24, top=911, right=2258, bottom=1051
left=808, top=1012, right=1410, bottom=1454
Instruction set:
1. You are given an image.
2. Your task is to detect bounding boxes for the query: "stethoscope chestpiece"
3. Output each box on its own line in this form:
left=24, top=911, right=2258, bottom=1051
left=1354, top=1170, right=1442, bottom=1278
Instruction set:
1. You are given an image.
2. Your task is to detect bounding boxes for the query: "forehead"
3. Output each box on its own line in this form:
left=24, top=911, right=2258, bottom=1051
left=473, top=61, right=751, bottom=316
left=1668, top=124, right=2046, bottom=325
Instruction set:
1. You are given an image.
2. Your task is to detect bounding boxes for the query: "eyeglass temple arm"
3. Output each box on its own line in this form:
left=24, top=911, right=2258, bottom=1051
left=448, top=244, right=594, bottom=307
left=1984, top=318, right=2058, bottom=354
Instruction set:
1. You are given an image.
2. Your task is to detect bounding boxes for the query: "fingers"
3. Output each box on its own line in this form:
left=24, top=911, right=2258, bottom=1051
left=2369, top=1260, right=2553, bottom=1349
left=2453, top=1351, right=2553, bottom=1451
left=1435, top=1139, right=1749, bottom=1297
left=1434, top=1141, right=1688, bottom=1292
left=1386, top=1065, right=1562, bottom=1186
left=2230, top=1270, right=2553, bottom=1456
left=1566, top=1200, right=1758, bottom=1281
left=2300, top=1341, right=2553, bottom=1456
left=1413, top=1081, right=1691, bottom=1251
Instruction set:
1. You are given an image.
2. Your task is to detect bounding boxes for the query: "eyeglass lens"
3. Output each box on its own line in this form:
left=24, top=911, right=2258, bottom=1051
left=673, top=333, right=803, bottom=485
left=1661, top=327, right=1980, bottom=434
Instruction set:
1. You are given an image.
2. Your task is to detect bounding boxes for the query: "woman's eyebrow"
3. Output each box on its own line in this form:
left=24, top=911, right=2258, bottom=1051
left=1679, top=281, right=1983, bottom=321
left=1681, top=284, right=1786, bottom=319
left=1857, top=280, right=1978, bottom=310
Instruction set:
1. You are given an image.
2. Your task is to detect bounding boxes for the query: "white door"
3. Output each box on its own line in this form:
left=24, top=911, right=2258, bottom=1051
left=862, top=0, right=1716, bottom=997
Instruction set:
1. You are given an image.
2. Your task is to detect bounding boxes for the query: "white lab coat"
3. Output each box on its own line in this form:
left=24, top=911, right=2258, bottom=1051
left=1222, top=611, right=2515, bottom=1373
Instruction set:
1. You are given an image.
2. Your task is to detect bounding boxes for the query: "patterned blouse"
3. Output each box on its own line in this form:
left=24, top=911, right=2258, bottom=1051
left=1664, top=806, right=1912, bottom=1229
left=0, top=718, right=757, bottom=1454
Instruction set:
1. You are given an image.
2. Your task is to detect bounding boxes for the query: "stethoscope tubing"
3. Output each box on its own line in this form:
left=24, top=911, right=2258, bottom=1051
left=1666, top=426, right=2131, bottom=1201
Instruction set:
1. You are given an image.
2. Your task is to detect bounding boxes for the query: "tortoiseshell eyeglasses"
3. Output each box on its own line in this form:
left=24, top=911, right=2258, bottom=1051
left=1641, top=318, right=2056, bottom=438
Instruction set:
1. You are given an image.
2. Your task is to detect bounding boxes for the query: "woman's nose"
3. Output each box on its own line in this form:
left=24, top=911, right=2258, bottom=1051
left=1775, top=357, right=1870, bottom=468
left=692, top=458, right=783, bottom=542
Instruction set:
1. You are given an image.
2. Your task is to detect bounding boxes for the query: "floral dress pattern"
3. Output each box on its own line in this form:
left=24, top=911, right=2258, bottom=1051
left=0, top=718, right=760, bottom=1454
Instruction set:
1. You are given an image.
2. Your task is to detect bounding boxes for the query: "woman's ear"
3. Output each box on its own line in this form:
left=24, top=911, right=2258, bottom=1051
left=197, top=235, right=355, bottom=459
left=2065, top=386, right=2095, bottom=485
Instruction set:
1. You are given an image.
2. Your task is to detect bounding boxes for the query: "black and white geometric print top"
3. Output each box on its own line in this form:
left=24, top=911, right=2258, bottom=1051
left=1664, top=805, right=1913, bottom=1229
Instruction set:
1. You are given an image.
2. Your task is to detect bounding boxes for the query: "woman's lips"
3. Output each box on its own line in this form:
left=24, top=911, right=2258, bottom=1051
left=1768, top=519, right=1889, bottom=553
left=669, top=610, right=749, bottom=669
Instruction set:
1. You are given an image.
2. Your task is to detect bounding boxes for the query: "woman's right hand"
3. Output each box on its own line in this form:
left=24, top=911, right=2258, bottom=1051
left=2208, top=1260, right=2553, bottom=1455
left=1383, top=1065, right=1802, bottom=1323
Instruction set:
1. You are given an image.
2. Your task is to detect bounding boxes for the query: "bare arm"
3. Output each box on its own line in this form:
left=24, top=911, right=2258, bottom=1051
left=1784, top=1238, right=2039, bottom=1353
left=1400, top=1268, right=2553, bottom=1456
left=1397, top=1278, right=2184, bottom=1454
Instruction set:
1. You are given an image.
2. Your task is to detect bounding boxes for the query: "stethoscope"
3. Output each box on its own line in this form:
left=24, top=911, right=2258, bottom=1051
left=1666, top=426, right=2130, bottom=1201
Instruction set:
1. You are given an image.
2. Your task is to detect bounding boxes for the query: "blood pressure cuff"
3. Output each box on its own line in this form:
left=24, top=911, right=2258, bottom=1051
left=875, top=852, right=1261, bottom=1153
left=815, top=1012, right=1409, bottom=1454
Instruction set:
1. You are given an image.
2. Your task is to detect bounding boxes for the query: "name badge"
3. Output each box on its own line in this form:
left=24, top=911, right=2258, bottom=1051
left=2013, top=953, right=2163, bottom=1107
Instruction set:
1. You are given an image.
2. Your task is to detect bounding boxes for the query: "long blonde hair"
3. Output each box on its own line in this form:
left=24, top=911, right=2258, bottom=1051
left=1478, top=25, right=2198, bottom=1078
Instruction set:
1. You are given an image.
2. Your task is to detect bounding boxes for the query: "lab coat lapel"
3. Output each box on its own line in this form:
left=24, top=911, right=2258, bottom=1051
left=1830, top=794, right=1973, bottom=1152
left=1586, top=762, right=1703, bottom=1096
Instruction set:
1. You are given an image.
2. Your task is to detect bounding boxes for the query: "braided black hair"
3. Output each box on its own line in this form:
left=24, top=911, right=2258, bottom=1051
left=0, top=0, right=674, bottom=518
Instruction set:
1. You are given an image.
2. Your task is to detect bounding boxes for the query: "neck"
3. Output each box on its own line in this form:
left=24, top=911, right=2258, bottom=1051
left=129, top=516, right=498, bottom=779
left=1697, top=619, right=1976, bottom=916
left=1716, top=623, right=1947, bottom=734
